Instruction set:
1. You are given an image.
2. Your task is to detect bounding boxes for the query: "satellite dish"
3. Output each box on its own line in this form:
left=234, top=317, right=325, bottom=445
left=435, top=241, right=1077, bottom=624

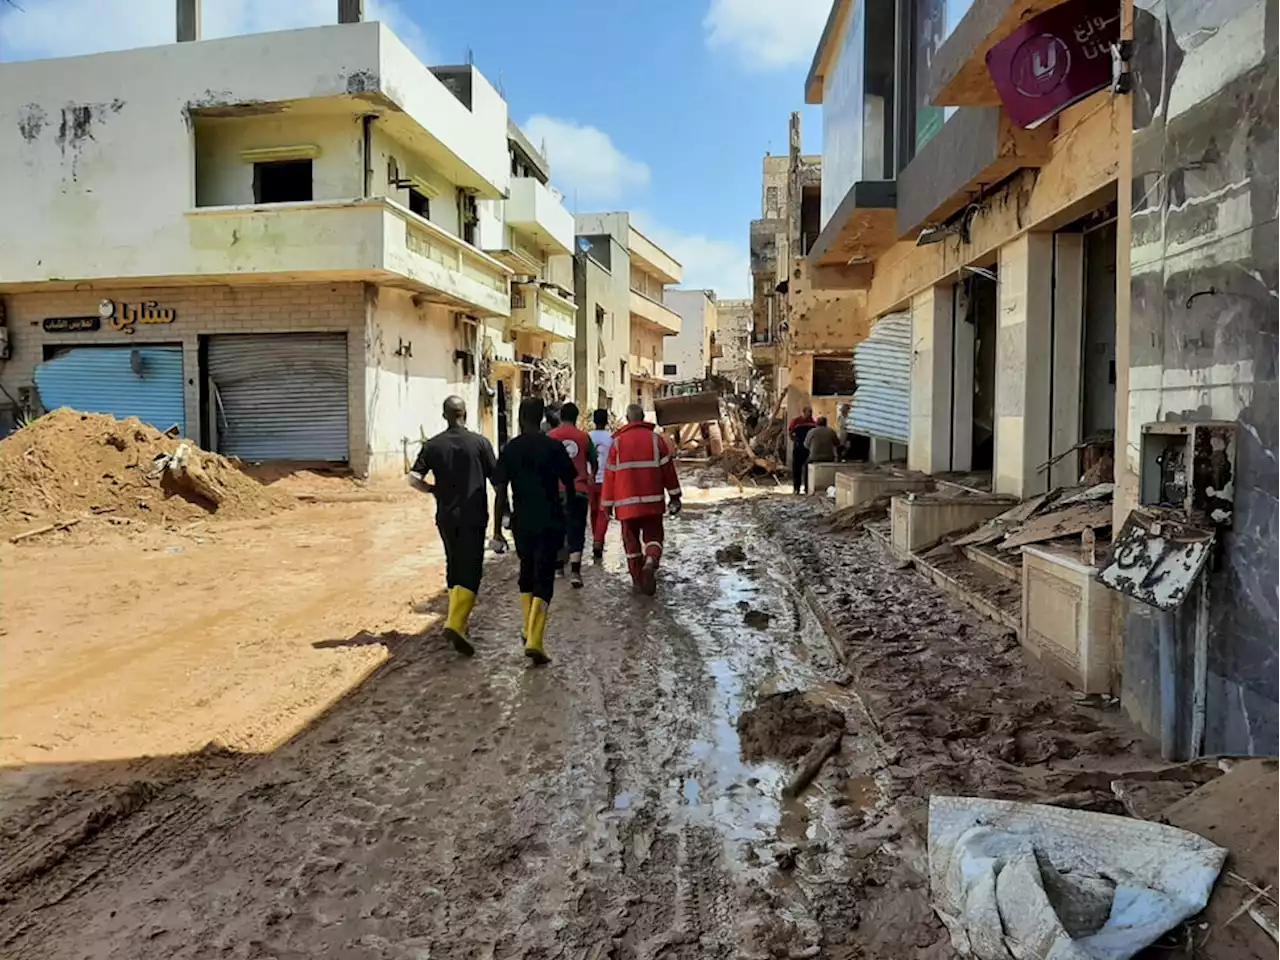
left=576, top=237, right=591, bottom=253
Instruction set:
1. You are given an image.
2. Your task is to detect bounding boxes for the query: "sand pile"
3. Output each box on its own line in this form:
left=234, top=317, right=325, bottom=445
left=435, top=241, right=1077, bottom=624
left=0, top=409, right=294, bottom=534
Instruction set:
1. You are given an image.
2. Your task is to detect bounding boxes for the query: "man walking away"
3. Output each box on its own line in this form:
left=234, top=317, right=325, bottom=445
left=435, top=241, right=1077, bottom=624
left=804, top=416, right=839, bottom=471
left=587, top=408, right=614, bottom=561
left=493, top=397, right=578, bottom=665
left=548, top=401, right=596, bottom=587
left=602, top=403, right=682, bottom=596
left=409, top=395, right=496, bottom=657
left=788, top=406, right=817, bottom=495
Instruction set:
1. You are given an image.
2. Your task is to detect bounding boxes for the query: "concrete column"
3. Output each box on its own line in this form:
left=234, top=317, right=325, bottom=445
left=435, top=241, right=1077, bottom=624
left=951, top=285, right=975, bottom=472
left=176, top=0, right=201, bottom=42
left=908, top=284, right=955, bottom=475
left=870, top=438, right=895, bottom=463
left=1050, top=234, right=1085, bottom=488
left=338, top=0, right=365, bottom=24
left=995, top=233, right=1054, bottom=498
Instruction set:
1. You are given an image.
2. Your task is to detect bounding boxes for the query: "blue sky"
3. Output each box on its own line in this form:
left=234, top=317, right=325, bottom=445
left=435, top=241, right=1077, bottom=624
left=0, top=0, right=829, bottom=298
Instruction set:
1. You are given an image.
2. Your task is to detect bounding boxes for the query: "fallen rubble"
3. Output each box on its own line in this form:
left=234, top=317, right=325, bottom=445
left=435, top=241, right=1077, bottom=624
left=0, top=409, right=293, bottom=535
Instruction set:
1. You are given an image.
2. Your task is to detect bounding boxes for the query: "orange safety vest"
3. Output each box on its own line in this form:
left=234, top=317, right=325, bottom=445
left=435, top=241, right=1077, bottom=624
left=601, top=421, right=681, bottom=520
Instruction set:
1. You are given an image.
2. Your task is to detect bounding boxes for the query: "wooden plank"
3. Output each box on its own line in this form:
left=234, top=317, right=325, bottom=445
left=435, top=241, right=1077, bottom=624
left=998, top=501, right=1113, bottom=551
left=951, top=490, right=1054, bottom=546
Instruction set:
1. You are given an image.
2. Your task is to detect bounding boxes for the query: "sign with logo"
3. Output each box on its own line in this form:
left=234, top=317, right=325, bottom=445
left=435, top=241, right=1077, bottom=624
left=43, top=315, right=101, bottom=332
left=100, top=299, right=178, bottom=335
left=986, top=0, right=1120, bottom=129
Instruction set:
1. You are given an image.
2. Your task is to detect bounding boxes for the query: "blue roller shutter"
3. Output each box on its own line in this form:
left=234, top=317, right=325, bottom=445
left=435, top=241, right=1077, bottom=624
left=34, top=346, right=186, bottom=434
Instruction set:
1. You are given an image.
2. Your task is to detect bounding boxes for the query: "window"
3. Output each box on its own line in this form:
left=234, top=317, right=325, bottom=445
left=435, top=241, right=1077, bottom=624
left=408, top=187, right=430, bottom=218
left=663, top=363, right=678, bottom=376
left=812, top=357, right=858, bottom=396
left=253, top=160, right=312, bottom=204
left=765, top=185, right=780, bottom=216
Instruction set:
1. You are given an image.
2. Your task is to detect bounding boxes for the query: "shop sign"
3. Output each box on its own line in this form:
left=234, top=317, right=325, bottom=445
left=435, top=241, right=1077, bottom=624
left=43, top=315, right=101, bottom=332
left=986, top=0, right=1120, bottom=129
left=101, top=298, right=177, bottom=334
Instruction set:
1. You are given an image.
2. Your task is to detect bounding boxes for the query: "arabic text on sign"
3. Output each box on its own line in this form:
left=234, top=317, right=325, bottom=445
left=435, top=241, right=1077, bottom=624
left=43, top=316, right=101, bottom=333
left=107, top=301, right=177, bottom=334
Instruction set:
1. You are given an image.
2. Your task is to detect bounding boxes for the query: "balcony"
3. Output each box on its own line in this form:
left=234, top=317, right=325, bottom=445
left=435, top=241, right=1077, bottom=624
left=506, top=177, right=575, bottom=255
left=627, top=227, right=683, bottom=285
left=629, top=289, right=682, bottom=336
left=630, top=354, right=663, bottom=382
left=185, top=197, right=511, bottom=317
left=751, top=218, right=786, bottom=280
left=510, top=280, right=576, bottom=342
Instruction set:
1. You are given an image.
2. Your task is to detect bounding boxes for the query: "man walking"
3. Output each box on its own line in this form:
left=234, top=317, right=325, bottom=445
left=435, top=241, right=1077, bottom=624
left=409, top=395, right=496, bottom=657
left=493, top=397, right=578, bottom=665
left=587, top=408, right=614, bottom=561
left=788, top=405, right=817, bottom=495
left=804, top=416, right=839, bottom=469
left=601, top=404, right=682, bottom=596
left=547, top=401, right=596, bottom=587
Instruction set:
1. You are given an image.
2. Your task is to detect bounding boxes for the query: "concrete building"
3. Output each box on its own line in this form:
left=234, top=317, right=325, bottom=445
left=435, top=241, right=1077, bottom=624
left=572, top=213, right=682, bottom=417
left=477, top=121, right=576, bottom=447
left=803, top=0, right=1277, bottom=755
left=749, top=114, right=866, bottom=428
left=712, top=298, right=753, bottom=392
left=0, top=6, right=576, bottom=473
left=661, top=289, right=717, bottom=384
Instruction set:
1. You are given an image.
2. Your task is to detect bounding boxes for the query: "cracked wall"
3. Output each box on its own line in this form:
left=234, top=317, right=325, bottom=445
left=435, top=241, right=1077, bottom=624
left=1122, top=0, right=1278, bottom=753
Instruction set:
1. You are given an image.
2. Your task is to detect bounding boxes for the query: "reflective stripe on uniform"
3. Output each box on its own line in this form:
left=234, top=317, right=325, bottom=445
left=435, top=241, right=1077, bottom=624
left=603, top=493, right=666, bottom=507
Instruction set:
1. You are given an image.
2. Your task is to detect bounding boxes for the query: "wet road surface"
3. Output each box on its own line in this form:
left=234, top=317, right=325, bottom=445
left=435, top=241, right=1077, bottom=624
left=2, top=494, right=892, bottom=959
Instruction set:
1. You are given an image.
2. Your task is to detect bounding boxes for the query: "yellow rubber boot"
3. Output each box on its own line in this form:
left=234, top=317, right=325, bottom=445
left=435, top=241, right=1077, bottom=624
left=519, top=593, right=533, bottom=645
left=524, top=597, right=551, bottom=666
left=443, top=586, right=477, bottom=657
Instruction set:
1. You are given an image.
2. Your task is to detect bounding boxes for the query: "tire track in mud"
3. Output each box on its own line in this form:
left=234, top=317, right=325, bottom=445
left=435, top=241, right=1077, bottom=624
left=2, top=495, right=867, bottom=959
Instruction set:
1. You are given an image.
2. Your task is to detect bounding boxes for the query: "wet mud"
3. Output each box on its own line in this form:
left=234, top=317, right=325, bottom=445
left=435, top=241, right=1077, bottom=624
left=737, top=691, right=845, bottom=765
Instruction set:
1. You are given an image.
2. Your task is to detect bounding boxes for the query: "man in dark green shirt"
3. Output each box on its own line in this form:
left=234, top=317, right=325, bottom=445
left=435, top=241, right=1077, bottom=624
left=493, top=397, right=577, bottom=665
left=410, top=395, right=496, bottom=657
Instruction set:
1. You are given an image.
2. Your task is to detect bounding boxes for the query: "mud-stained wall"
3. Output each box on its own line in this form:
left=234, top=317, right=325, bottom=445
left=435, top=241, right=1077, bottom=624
left=1122, top=0, right=1278, bottom=753
left=785, top=258, right=871, bottom=354
left=364, top=288, right=475, bottom=477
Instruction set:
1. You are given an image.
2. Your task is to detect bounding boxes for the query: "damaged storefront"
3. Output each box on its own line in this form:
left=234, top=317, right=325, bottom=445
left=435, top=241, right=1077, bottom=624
left=0, top=283, right=369, bottom=472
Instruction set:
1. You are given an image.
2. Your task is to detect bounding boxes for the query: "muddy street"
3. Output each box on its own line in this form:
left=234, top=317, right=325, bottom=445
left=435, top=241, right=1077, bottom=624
left=1, top=489, right=922, bottom=959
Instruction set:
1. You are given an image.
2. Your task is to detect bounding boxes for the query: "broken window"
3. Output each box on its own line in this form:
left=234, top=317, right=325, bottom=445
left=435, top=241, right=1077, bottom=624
left=253, top=160, right=312, bottom=204
left=408, top=187, right=430, bottom=219
left=812, top=357, right=857, bottom=396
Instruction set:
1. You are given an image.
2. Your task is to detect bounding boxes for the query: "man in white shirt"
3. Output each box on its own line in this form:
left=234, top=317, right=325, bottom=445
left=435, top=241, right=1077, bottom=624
left=587, top=408, right=614, bottom=560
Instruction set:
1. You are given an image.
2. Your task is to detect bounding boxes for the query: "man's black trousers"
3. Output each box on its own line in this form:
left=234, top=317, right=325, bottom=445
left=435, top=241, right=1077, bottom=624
left=514, top=526, right=561, bottom=603
left=437, top=516, right=486, bottom=593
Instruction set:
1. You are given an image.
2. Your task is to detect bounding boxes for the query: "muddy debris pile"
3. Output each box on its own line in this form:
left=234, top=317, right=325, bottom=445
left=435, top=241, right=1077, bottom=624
left=715, top=542, right=748, bottom=564
left=737, top=690, right=845, bottom=764
left=0, top=409, right=294, bottom=535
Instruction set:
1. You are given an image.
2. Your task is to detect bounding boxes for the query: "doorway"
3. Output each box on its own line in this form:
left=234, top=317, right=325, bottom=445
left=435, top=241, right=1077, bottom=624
left=496, top=379, right=510, bottom=450
left=952, top=269, right=997, bottom=474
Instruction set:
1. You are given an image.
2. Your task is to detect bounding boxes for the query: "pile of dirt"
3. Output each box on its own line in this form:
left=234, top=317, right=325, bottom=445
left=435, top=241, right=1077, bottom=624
left=0, top=409, right=295, bottom=534
left=737, top=690, right=846, bottom=764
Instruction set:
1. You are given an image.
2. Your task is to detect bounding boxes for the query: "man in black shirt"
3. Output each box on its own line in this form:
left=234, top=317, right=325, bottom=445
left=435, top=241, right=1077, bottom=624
left=492, top=397, right=577, bottom=666
left=410, top=395, right=497, bottom=657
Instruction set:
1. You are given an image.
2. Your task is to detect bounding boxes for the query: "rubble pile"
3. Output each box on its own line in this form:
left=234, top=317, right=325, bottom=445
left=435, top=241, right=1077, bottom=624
left=0, top=409, right=294, bottom=535
left=940, top=481, right=1116, bottom=560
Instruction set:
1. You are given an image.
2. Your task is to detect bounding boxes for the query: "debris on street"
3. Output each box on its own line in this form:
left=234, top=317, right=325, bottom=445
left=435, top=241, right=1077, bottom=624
left=928, top=795, right=1227, bottom=959
left=0, top=409, right=292, bottom=535
left=737, top=690, right=846, bottom=764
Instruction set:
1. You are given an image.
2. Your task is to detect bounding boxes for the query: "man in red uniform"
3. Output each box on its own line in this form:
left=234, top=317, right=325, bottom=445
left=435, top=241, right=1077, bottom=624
left=547, top=401, right=596, bottom=587
left=601, top=403, right=682, bottom=596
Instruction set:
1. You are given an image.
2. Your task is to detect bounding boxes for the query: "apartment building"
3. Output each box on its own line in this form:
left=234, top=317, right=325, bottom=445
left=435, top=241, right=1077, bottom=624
left=749, top=114, right=866, bottom=428
left=477, top=121, right=576, bottom=447
left=572, top=214, right=683, bottom=417
left=661, top=289, right=718, bottom=384
left=0, top=5, right=576, bottom=473
left=804, top=0, right=1277, bottom=755
left=712, top=298, right=753, bottom=393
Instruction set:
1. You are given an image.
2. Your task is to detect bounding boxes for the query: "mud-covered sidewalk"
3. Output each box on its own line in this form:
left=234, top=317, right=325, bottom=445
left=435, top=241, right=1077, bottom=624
left=1, top=488, right=1163, bottom=959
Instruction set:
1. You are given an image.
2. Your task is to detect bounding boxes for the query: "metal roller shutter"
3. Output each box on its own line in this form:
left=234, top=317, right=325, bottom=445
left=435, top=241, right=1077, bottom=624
left=850, top=312, right=911, bottom=444
left=34, top=346, right=186, bottom=434
left=207, top=333, right=349, bottom=462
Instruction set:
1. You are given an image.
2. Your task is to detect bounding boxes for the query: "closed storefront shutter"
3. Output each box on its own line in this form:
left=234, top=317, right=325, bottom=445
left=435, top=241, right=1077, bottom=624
left=34, top=346, right=186, bottom=434
left=207, top=333, right=349, bottom=463
left=850, top=312, right=911, bottom=444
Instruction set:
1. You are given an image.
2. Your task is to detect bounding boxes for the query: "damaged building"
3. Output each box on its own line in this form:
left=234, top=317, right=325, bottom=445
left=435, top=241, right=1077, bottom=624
left=0, top=3, right=578, bottom=473
left=801, top=0, right=1276, bottom=755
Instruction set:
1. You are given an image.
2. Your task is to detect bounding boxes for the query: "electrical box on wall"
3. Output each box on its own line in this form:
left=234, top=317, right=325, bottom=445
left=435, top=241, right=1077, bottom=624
left=1138, top=421, right=1237, bottom=525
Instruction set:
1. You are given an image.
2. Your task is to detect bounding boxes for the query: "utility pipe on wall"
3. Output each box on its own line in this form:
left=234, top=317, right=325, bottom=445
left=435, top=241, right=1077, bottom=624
left=361, top=115, right=375, bottom=198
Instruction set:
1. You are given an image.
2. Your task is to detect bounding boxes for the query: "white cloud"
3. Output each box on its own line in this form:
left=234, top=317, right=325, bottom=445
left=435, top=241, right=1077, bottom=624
left=522, top=114, right=651, bottom=207
left=0, top=0, right=431, bottom=63
left=703, top=0, right=830, bottom=71
left=633, top=213, right=750, bottom=300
